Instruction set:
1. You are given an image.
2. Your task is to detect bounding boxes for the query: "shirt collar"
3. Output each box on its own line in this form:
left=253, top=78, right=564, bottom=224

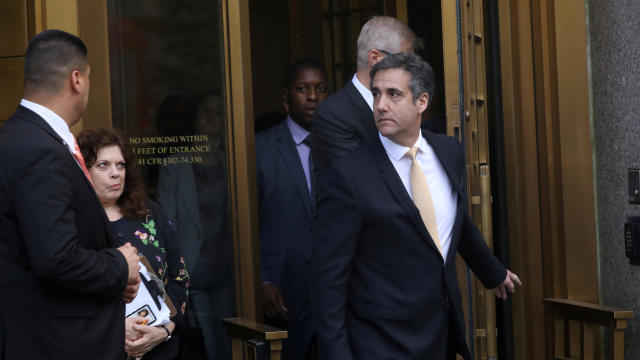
left=286, top=116, right=310, bottom=145
left=20, top=98, right=76, bottom=154
left=351, top=73, right=373, bottom=110
left=379, top=130, right=428, bottom=161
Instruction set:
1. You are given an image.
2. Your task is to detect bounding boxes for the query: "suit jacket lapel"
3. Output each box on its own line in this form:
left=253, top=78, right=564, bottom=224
left=422, top=131, right=464, bottom=196
left=422, top=131, right=468, bottom=265
left=370, top=138, right=442, bottom=256
left=275, top=122, right=313, bottom=219
left=446, top=197, right=466, bottom=264
left=16, top=106, right=99, bottom=192
left=15, top=106, right=66, bottom=145
left=14, top=106, right=113, bottom=244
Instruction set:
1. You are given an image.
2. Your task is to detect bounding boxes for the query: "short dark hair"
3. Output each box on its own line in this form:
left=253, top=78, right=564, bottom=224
left=285, top=57, right=328, bottom=88
left=25, top=29, right=88, bottom=93
left=369, top=53, right=434, bottom=103
left=77, top=128, right=149, bottom=219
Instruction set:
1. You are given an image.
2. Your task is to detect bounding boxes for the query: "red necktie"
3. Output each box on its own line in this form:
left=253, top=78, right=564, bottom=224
left=73, top=140, right=93, bottom=185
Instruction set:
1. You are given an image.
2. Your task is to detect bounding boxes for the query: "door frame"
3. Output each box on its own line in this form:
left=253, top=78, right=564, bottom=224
left=441, top=0, right=599, bottom=358
left=76, top=0, right=262, bottom=320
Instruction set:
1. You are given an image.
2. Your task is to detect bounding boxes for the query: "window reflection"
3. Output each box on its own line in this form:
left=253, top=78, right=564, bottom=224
left=156, top=94, right=233, bottom=360
left=108, top=1, right=234, bottom=359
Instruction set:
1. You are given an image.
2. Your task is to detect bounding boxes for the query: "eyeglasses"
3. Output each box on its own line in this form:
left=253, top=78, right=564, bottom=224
left=372, top=48, right=393, bottom=56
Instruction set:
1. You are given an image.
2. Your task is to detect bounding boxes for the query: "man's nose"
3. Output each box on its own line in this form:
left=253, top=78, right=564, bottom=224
left=375, top=97, right=388, bottom=112
left=307, top=87, right=318, bottom=101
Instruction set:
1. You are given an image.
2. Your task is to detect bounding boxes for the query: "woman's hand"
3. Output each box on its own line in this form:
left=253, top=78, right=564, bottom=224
left=125, top=321, right=175, bottom=358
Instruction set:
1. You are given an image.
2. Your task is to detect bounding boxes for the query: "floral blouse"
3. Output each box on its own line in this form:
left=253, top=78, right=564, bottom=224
left=110, top=204, right=190, bottom=323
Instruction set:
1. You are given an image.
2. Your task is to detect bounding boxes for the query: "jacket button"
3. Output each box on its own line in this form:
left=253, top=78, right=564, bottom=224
left=118, top=232, right=125, bottom=238
left=443, top=296, right=450, bottom=310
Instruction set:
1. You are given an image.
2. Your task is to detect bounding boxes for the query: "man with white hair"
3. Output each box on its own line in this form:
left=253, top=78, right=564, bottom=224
left=311, top=16, right=421, bottom=177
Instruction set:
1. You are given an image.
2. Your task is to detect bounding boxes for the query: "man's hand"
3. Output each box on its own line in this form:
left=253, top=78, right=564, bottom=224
left=122, top=279, right=141, bottom=303
left=262, top=283, right=288, bottom=322
left=117, top=242, right=140, bottom=303
left=125, top=323, right=166, bottom=358
left=494, top=270, right=522, bottom=300
left=118, top=242, right=140, bottom=282
left=125, top=316, right=146, bottom=341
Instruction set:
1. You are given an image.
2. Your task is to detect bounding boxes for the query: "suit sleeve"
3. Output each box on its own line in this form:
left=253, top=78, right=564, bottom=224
left=14, top=148, right=127, bottom=298
left=312, top=164, right=362, bottom=360
left=457, top=211, right=507, bottom=289
left=312, top=103, right=363, bottom=177
left=255, top=143, right=275, bottom=284
left=448, top=139, right=506, bottom=289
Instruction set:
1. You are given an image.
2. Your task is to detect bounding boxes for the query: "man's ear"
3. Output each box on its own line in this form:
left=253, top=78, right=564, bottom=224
left=70, top=70, right=81, bottom=92
left=282, top=88, right=289, bottom=114
left=368, top=49, right=385, bottom=68
left=416, top=93, right=430, bottom=115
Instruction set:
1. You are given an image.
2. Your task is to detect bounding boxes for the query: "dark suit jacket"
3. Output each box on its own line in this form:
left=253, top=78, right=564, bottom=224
left=156, top=157, right=203, bottom=272
left=311, top=79, right=376, bottom=176
left=0, top=106, right=129, bottom=359
left=256, top=121, right=314, bottom=359
left=312, top=131, right=507, bottom=360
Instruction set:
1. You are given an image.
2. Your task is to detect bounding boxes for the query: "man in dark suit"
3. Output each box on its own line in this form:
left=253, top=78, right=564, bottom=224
left=256, top=58, right=329, bottom=359
left=311, top=16, right=421, bottom=176
left=0, top=30, right=141, bottom=359
left=312, top=53, right=521, bottom=360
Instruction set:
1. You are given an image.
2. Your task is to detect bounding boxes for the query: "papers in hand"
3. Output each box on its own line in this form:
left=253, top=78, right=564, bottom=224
left=125, top=259, right=171, bottom=326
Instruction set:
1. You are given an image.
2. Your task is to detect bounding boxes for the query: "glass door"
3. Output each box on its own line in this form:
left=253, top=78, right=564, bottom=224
left=106, top=2, right=234, bottom=359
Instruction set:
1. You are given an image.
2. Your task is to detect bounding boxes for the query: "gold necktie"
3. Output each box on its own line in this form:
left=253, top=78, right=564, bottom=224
left=405, top=147, right=443, bottom=256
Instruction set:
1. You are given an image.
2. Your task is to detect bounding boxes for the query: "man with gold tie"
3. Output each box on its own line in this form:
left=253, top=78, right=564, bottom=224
left=311, top=53, right=521, bottom=360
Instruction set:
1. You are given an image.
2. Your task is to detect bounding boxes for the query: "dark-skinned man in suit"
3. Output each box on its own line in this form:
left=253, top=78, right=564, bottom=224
left=312, top=53, right=521, bottom=360
left=0, top=29, right=141, bottom=359
left=257, top=58, right=329, bottom=359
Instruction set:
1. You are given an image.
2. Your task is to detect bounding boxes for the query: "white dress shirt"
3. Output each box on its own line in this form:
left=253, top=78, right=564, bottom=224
left=379, top=130, right=458, bottom=261
left=351, top=73, right=374, bottom=110
left=20, top=99, right=76, bottom=155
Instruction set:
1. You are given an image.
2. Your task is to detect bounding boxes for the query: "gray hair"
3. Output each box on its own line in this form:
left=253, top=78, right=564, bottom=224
left=369, top=53, right=434, bottom=103
left=356, top=16, right=421, bottom=69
